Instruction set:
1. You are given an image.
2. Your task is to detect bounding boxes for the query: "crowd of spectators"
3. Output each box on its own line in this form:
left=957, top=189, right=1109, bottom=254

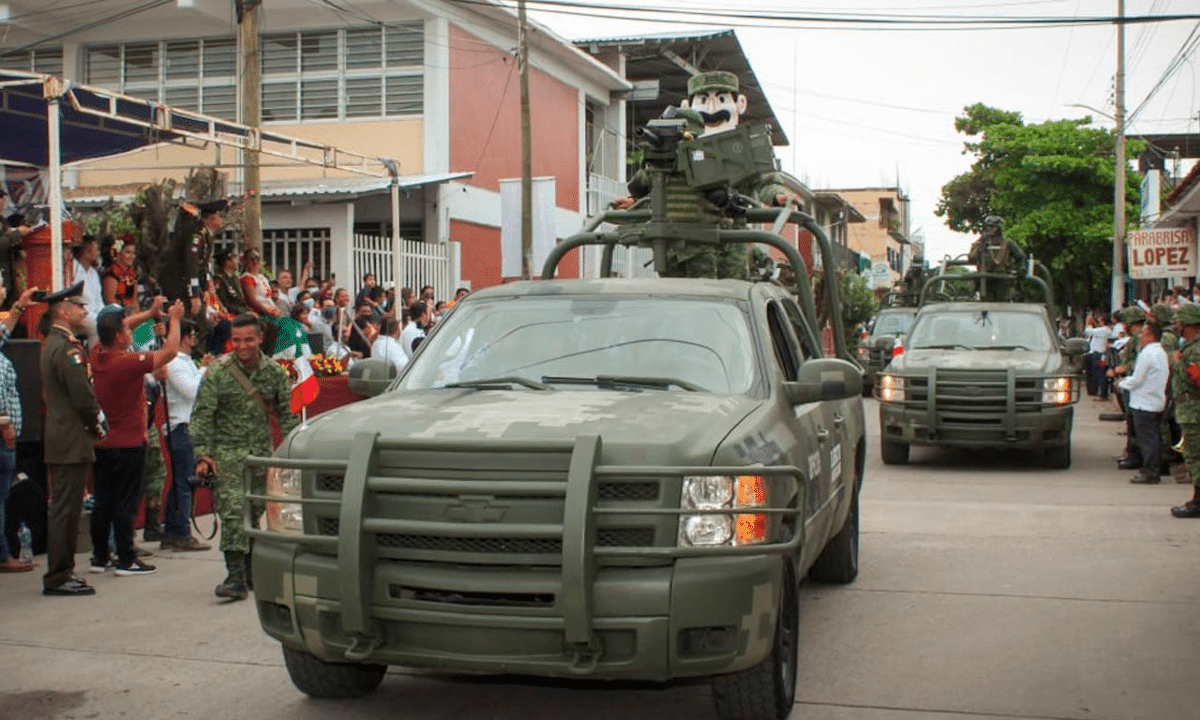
left=2, top=231, right=468, bottom=595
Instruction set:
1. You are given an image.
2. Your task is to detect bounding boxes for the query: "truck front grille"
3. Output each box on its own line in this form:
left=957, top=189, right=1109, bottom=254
left=908, top=369, right=1041, bottom=419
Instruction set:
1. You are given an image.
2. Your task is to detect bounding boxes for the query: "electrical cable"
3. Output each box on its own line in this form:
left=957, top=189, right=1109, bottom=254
left=0, top=0, right=175, bottom=56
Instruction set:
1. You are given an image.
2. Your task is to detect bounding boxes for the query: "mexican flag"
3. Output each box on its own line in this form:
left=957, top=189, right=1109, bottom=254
left=290, top=355, right=320, bottom=413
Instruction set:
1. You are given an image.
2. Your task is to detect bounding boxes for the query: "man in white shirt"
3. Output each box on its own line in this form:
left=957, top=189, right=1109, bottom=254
left=72, top=237, right=104, bottom=337
left=1083, top=311, right=1112, bottom=399
left=371, top=316, right=408, bottom=373
left=154, top=319, right=212, bottom=551
left=1119, top=321, right=1170, bottom=484
left=400, top=301, right=429, bottom=359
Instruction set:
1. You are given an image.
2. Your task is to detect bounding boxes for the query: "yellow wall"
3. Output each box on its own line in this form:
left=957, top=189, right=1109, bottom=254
left=75, top=118, right=424, bottom=187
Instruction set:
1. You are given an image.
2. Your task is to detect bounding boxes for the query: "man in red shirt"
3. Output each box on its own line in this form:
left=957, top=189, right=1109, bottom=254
left=88, top=301, right=183, bottom=576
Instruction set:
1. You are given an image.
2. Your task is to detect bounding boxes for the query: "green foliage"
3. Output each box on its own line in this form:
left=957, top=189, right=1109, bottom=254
left=936, top=104, right=1142, bottom=314
left=81, top=202, right=136, bottom=239
left=837, top=272, right=878, bottom=349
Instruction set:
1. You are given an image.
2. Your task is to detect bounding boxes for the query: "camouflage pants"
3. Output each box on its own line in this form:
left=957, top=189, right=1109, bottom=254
left=661, top=242, right=748, bottom=280
left=1180, top=423, right=1200, bottom=488
left=144, top=425, right=165, bottom=507
left=214, top=451, right=268, bottom=553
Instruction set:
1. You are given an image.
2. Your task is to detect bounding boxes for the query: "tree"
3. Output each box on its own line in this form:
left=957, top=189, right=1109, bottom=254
left=935, top=103, right=1143, bottom=314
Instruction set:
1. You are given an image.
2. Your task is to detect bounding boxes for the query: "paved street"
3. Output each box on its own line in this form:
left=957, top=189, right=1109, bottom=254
left=2, top=397, right=1198, bottom=720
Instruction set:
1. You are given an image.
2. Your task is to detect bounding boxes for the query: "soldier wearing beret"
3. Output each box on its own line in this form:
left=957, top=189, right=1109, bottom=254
left=1171, top=303, right=1200, bottom=517
left=39, top=283, right=107, bottom=596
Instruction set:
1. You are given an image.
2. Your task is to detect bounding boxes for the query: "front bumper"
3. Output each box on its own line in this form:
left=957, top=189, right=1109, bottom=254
left=255, top=543, right=782, bottom=681
left=877, top=368, right=1078, bottom=450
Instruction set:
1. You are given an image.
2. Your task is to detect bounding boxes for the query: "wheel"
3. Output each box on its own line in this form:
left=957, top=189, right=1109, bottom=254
left=282, top=645, right=386, bottom=698
left=880, top=438, right=909, bottom=465
left=1044, top=439, right=1071, bottom=469
left=711, top=564, right=799, bottom=720
left=809, top=487, right=859, bottom=584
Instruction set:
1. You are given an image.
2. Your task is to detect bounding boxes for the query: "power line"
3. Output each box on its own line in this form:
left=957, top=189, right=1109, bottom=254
left=1128, top=20, right=1200, bottom=123
left=452, top=0, right=1200, bottom=31
left=1, top=0, right=175, bottom=56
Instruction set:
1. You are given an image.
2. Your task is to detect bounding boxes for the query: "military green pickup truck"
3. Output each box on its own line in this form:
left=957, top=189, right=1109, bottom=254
left=245, top=181, right=866, bottom=719
left=875, top=266, right=1086, bottom=468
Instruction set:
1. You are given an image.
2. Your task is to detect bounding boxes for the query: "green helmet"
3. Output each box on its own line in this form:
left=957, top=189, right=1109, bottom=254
left=1119, top=307, right=1145, bottom=325
left=1148, top=304, right=1175, bottom=325
left=1177, top=303, right=1200, bottom=326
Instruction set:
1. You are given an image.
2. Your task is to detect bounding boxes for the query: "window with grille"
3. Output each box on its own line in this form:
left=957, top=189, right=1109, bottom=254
left=81, top=23, right=423, bottom=122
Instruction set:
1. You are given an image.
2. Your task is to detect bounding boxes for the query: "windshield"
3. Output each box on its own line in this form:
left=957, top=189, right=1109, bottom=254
left=872, top=311, right=915, bottom=337
left=399, top=295, right=758, bottom=394
left=906, top=309, right=1055, bottom=351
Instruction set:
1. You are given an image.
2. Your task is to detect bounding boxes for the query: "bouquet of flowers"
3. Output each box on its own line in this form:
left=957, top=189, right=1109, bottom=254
left=275, top=358, right=298, bottom=381
left=310, top=353, right=346, bottom=376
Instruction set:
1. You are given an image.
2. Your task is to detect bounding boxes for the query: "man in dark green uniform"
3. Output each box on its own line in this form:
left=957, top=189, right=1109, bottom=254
left=1170, top=304, right=1200, bottom=517
left=191, top=313, right=297, bottom=600
left=39, top=283, right=106, bottom=596
left=968, top=216, right=1026, bottom=301
left=1148, top=304, right=1179, bottom=474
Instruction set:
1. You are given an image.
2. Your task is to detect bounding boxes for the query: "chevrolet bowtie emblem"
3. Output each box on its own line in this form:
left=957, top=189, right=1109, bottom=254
left=445, top=496, right=509, bottom=523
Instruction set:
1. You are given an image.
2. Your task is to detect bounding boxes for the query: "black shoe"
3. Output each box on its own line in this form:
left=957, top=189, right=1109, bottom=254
left=1117, top=460, right=1142, bottom=470
left=1171, top=501, right=1200, bottom=518
left=1130, top=475, right=1161, bottom=484
left=142, top=527, right=163, bottom=543
left=214, top=578, right=249, bottom=601
left=43, top=577, right=97, bottom=596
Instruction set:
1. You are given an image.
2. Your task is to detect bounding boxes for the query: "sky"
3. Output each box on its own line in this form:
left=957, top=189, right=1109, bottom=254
left=526, top=0, right=1200, bottom=262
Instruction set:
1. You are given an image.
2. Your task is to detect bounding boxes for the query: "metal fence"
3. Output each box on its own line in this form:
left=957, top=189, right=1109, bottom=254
left=353, top=234, right=458, bottom=298
left=215, top=228, right=332, bottom=281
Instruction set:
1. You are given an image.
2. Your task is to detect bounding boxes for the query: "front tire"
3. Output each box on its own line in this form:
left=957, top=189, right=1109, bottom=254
left=809, top=488, right=859, bottom=584
left=282, top=645, right=386, bottom=699
left=881, top=438, right=909, bottom=465
left=1044, top=438, right=1071, bottom=469
left=711, top=564, right=799, bottom=720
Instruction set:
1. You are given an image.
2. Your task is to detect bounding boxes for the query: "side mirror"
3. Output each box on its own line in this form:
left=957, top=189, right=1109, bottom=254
left=347, top=359, right=398, bottom=398
left=782, top=358, right=864, bottom=405
left=1062, top=338, right=1088, bottom=356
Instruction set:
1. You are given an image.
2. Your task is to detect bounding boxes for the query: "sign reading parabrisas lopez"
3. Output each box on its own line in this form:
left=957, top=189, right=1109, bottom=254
left=1127, top=227, right=1198, bottom=280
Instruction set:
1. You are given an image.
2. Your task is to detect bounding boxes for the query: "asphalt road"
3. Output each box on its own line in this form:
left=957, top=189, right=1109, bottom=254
left=2, top=396, right=1198, bottom=720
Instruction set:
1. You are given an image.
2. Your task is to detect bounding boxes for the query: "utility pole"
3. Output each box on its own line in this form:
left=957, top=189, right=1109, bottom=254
left=238, top=0, right=263, bottom=254
left=1111, top=0, right=1126, bottom=310
left=517, top=0, right=533, bottom=279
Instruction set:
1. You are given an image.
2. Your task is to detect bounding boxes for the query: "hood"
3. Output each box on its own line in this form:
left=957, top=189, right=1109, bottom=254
left=893, top=348, right=1063, bottom=374
left=286, top=389, right=762, bottom=465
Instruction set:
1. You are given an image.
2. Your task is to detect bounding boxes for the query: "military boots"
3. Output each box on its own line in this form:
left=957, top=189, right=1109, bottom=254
left=215, top=551, right=249, bottom=600
left=1171, top=486, right=1200, bottom=518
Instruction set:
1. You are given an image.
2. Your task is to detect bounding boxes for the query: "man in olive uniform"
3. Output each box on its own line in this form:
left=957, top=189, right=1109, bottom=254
left=1170, top=303, right=1200, bottom=517
left=967, top=216, right=1026, bottom=301
left=39, top=284, right=106, bottom=596
left=1111, top=306, right=1147, bottom=469
left=191, top=313, right=297, bottom=600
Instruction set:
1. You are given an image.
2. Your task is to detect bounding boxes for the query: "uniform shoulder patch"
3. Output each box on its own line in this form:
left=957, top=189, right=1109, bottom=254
left=67, top=350, right=83, bottom=366
left=1187, top=363, right=1200, bottom=387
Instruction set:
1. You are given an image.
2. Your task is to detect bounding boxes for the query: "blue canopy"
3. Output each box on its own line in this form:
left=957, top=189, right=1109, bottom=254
left=0, top=69, right=250, bottom=166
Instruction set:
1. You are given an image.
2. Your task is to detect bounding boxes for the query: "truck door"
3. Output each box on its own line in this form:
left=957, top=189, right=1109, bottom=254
left=765, top=300, right=832, bottom=565
left=783, top=298, right=844, bottom=545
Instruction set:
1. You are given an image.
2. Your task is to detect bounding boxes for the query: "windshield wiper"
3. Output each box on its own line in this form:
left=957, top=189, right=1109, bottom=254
left=444, top=376, right=552, bottom=391
left=988, top=344, right=1032, bottom=351
left=541, top=375, right=705, bottom=392
left=914, top=343, right=972, bottom=350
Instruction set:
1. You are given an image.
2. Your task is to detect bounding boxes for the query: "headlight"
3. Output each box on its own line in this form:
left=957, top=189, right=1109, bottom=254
left=679, top=475, right=769, bottom=547
left=878, top=374, right=905, bottom=402
left=856, top=346, right=868, bottom=359
left=1042, top=377, right=1075, bottom=405
left=265, top=466, right=304, bottom=534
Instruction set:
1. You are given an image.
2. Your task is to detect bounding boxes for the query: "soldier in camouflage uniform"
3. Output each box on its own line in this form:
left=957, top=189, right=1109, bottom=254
left=619, top=71, right=793, bottom=280
left=1170, top=304, right=1200, bottom=517
left=191, top=313, right=297, bottom=599
left=967, top=216, right=1026, bottom=301
left=1110, top=307, right=1146, bottom=469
